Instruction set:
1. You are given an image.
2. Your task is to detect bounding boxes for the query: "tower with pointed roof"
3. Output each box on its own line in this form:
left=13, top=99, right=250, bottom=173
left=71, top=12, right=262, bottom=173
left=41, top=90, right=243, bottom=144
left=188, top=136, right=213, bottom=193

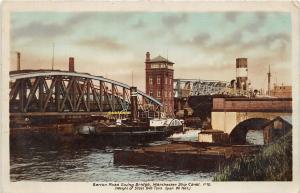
left=145, top=52, right=174, bottom=117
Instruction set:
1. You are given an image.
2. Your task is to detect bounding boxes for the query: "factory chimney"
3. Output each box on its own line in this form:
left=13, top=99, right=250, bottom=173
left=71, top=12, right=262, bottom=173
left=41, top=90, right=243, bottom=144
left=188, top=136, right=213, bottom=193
left=267, top=65, right=271, bottom=95
left=145, top=52, right=151, bottom=62
left=17, top=52, right=21, bottom=71
left=236, top=58, right=248, bottom=90
left=69, top=57, right=75, bottom=72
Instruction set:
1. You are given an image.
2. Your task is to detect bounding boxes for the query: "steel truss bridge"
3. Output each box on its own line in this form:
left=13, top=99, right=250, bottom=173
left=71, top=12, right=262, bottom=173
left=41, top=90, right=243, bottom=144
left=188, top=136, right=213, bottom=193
left=10, top=70, right=162, bottom=119
left=174, top=79, right=231, bottom=98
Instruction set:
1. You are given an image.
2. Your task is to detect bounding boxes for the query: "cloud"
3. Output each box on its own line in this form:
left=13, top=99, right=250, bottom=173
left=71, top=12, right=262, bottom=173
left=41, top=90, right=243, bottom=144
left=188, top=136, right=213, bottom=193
left=12, top=22, right=68, bottom=39
left=242, top=12, right=267, bottom=33
left=64, top=13, right=94, bottom=26
left=224, top=12, right=267, bottom=33
left=240, top=33, right=289, bottom=52
left=174, top=16, right=290, bottom=59
left=77, top=36, right=127, bottom=51
left=12, top=13, right=94, bottom=39
left=161, top=14, right=188, bottom=29
left=131, top=20, right=146, bottom=29
left=224, top=12, right=240, bottom=23
left=98, top=13, right=138, bottom=23
left=180, top=33, right=211, bottom=46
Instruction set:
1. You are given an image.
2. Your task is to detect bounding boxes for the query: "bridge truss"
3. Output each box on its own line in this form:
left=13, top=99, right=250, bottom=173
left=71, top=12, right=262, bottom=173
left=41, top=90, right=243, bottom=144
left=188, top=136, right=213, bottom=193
left=10, top=70, right=162, bottom=118
left=174, top=79, right=231, bottom=98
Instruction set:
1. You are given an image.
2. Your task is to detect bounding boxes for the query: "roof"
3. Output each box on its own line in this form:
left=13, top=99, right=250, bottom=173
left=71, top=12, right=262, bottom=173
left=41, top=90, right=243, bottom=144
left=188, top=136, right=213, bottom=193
left=263, top=115, right=293, bottom=128
left=149, top=55, right=174, bottom=64
left=278, top=115, right=292, bottom=125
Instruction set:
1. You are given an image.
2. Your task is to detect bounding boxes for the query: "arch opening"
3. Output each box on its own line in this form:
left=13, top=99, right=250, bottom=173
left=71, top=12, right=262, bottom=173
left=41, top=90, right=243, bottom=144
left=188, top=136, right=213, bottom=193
left=229, top=118, right=270, bottom=144
left=246, top=130, right=264, bottom=145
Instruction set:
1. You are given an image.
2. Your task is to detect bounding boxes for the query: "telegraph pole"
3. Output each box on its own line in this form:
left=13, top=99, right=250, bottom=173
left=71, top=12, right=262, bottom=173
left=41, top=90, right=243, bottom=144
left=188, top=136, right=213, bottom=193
left=16, top=52, right=21, bottom=71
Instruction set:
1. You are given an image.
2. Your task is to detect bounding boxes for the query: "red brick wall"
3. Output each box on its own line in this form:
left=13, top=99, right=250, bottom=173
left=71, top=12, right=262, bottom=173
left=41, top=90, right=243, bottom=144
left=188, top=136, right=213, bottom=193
left=145, top=62, right=174, bottom=116
left=212, top=98, right=292, bottom=112
left=270, top=86, right=292, bottom=98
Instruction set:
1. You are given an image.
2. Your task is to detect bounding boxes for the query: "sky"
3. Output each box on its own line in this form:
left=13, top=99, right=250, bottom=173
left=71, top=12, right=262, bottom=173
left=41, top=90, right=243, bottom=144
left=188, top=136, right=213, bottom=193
left=10, top=12, right=291, bottom=92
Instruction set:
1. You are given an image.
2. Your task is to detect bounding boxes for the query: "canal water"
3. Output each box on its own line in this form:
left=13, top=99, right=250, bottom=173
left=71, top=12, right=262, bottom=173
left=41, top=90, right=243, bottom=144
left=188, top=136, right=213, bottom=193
left=10, top=129, right=263, bottom=181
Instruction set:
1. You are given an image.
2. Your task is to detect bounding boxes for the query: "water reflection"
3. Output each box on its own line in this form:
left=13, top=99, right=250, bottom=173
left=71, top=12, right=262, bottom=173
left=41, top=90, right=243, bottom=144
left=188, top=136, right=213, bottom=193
left=11, top=129, right=263, bottom=181
left=10, top=136, right=214, bottom=181
left=246, top=130, right=264, bottom=145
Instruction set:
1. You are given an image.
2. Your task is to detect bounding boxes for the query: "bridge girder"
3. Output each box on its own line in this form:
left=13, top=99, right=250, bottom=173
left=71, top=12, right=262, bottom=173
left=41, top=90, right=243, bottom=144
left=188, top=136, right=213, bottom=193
left=10, top=70, right=162, bottom=118
left=173, top=78, right=231, bottom=98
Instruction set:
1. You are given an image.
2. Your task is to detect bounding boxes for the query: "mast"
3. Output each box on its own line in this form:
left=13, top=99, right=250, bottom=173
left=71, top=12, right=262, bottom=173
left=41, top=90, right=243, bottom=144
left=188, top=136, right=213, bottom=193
left=51, top=43, right=55, bottom=70
left=131, top=71, right=134, bottom=86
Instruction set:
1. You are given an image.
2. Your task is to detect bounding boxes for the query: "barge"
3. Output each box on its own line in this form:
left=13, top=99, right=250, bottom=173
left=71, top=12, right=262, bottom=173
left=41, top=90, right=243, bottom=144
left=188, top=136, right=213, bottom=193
left=114, top=141, right=261, bottom=171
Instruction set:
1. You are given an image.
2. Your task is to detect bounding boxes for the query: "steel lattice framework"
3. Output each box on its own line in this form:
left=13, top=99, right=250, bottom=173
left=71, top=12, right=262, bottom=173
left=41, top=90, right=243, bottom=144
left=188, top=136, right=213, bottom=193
left=10, top=70, right=162, bottom=118
left=174, top=79, right=231, bottom=98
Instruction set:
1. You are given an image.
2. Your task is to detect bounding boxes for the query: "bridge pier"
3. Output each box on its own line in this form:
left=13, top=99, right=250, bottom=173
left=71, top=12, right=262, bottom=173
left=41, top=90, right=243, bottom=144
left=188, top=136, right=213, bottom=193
left=211, top=112, right=237, bottom=134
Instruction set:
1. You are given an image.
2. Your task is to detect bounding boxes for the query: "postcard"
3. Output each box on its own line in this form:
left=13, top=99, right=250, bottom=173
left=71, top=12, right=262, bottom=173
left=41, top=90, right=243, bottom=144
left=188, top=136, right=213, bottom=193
left=1, top=1, right=300, bottom=193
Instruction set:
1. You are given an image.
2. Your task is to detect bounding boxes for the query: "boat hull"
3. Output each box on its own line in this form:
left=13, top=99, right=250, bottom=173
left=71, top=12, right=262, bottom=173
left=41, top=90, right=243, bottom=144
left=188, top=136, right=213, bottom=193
left=77, top=125, right=183, bottom=145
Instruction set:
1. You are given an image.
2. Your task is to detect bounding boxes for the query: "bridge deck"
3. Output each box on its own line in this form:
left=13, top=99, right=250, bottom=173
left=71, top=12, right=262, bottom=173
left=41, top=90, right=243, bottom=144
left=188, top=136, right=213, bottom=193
left=212, top=97, right=292, bottom=112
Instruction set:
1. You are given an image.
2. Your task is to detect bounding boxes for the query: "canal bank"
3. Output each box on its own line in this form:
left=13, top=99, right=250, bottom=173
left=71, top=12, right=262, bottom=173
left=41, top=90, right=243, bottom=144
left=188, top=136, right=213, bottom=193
left=214, top=131, right=292, bottom=181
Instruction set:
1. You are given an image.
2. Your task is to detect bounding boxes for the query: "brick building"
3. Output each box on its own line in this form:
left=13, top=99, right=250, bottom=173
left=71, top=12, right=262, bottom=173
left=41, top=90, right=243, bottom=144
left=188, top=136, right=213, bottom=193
left=270, top=85, right=292, bottom=98
left=145, top=52, right=174, bottom=117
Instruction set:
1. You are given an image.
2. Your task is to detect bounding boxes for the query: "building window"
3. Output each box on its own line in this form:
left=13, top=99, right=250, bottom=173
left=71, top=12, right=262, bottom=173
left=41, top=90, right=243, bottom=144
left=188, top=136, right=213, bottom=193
left=157, top=90, right=161, bottom=98
left=165, top=77, right=168, bottom=85
left=149, top=90, right=153, bottom=96
left=149, top=77, right=153, bottom=85
left=165, top=91, right=168, bottom=97
left=151, top=64, right=160, bottom=68
left=169, top=78, right=172, bottom=85
left=157, top=76, right=161, bottom=84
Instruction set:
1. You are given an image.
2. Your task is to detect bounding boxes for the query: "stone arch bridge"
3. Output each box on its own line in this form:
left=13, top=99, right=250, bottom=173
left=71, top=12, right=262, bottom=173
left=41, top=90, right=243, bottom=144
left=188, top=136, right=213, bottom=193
left=211, top=97, right=292, bottom=143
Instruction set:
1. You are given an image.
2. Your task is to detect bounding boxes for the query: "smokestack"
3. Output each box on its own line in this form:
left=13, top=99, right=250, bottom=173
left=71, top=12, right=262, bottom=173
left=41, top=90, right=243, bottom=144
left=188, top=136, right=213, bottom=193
left=145, top=52, right=150, bottom=62
left=69, top=57, right=74, bottom=72
left=236, top=58, right=248, bottom=90
left=130, top=86, right=138, bottom=123
left=267, top=65, right=271, bottom=95
left=17, top=52, right=21, bottom=71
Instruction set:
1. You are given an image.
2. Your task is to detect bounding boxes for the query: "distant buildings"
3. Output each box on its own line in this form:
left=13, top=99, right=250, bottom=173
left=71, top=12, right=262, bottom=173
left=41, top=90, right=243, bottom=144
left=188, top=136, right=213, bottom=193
left=270, top=85, right=292, bottom=98
left=145, top=52, right=174, bottom=116
left=144, top=52, right=292, bottom=118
